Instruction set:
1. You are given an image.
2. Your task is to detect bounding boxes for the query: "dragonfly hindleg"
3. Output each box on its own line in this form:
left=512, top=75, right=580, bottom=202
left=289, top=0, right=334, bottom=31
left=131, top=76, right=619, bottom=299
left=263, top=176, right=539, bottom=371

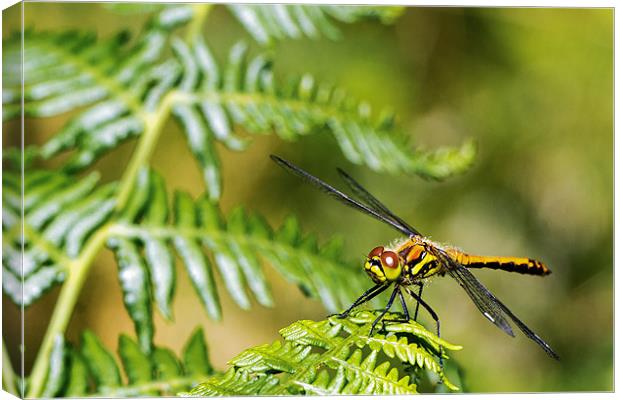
left=413, top=283, right=424, bottom=321
left=404, top=286, right=444, bottom=370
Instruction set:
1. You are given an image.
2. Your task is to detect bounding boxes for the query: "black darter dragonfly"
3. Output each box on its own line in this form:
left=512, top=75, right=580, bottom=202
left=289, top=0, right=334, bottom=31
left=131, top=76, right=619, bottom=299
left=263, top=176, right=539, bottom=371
left=271, top=155, right=559, bottom=361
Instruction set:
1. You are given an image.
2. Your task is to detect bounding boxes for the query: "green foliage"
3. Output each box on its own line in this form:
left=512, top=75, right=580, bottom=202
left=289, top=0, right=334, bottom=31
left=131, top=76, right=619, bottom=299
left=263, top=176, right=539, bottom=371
left=2, top=169, right=116, bottom=306
left=225, top=4, right=404, bottom=45
left=2, top=3, right=477, bottom=397
left=104, top=3, right=405, bottom=45
left=38, top=329, right=213, bottom=397
left=106, top=167, right=373, bottom=353
left=1, top=164, right=374, bottom=351
left=3, top=8, right=473, bottom=199
left=185, top=310, right=461, bottom=396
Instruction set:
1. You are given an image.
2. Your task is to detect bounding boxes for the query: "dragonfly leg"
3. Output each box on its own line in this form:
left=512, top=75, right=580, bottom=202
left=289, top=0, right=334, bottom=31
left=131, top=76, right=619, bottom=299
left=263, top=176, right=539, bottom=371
left=382, top=288, right=411, bottom=324
left=335, top=283, right=389, bottom=319
left=404, top=287, right=444, bottom=370
left=413, top=283, right=424, bottom=321
left=399, top=288, right=410, bottom=321
left=369, top=286, right=399, bottom=336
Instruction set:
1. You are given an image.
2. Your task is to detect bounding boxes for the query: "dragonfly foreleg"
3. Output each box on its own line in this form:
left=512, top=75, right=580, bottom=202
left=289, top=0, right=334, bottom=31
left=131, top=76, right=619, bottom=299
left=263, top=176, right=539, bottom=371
left=413, top=283, right=424, bottom=321
left=336, top=283, right=390, bottom=319
left=369, top=287, right=399, bottom=336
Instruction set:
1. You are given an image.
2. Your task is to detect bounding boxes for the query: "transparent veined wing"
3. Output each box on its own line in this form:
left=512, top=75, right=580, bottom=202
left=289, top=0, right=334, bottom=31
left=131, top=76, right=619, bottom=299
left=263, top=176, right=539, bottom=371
left=336, top=168, right=422, bottom=237
left=271, top=155, right=417, bottom=237
left=441, top=251, right=559, bottom=360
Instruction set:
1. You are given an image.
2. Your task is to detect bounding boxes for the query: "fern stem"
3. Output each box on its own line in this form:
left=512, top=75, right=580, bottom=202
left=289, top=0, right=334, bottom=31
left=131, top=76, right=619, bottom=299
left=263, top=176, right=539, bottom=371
left=22, top=224, right=73, bottom=269
left=116, top=4, right=213, bottom=209
left=115, top=94, right=177, bottom=208
left=26, top=7, right=216, bottom=397
left=185, top=4, right=212, bottom=41
left=2, top=339, right=18, bottom=396
left=25, top=225, right=111, bottom=398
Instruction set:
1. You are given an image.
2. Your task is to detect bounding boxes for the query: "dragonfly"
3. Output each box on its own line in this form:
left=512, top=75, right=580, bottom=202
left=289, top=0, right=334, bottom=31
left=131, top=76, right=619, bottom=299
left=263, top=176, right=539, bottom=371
left=271, top=155, right=559, bottom=361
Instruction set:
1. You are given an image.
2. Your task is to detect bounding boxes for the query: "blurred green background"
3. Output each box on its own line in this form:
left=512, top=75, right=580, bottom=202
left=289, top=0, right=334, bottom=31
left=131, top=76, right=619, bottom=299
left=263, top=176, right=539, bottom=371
left=3, top=4, right=612, bottom=393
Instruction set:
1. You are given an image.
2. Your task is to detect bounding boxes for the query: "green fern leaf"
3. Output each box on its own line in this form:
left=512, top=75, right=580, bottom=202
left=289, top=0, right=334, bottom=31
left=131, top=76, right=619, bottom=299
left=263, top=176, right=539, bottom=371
left=81, top=330, right=122, bottom=389
left=107, top=167, right=373, bottom=321
left=226, top=4, right=404, bottom=45
left=185, top=368, right=280, bottom=396
left=153, top=347, right=183, bottom=381
left=63, top=348, right=89, bottom=397
left=173, top=190, right=225, bottom=317
left=182, top=327, right=215, bottom=377
left=2, top=170, right=116, bottom=306
left=6, top=6, right=479, bottom=398
left=173, top=38, right=475, bottom=180
left=103, top=3, right=403, bottom=45
left=186, top=310, right=461, bottom=396
left=40, top=329, right=213, bottom=397
left=4, top=26, right=474, bottom=203
left=2, top=166, right=380, bottom=351
left=118, top=334, right=153, bottom=387
left=107, top=238, right=155, bottom=354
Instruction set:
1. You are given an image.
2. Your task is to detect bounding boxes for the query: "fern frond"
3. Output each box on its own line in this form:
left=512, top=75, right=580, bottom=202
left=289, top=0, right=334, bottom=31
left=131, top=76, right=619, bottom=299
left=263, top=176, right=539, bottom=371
left=5, top=28, right=474, bottom=202
left=2, top=166, right=380, bottom=355
left=102, top=3, right=195, bottom=28
left=172, top=38, right=475, bottom=181
left=2, top=170, right=116, bottom=306
left=38, top=328, right=213, bottom=397
left=226, top=4, right=404, bottom=45
left=2, top=12, right=187, bottom=163
left=186, top=310, right=461, bottom=396
left=106, top=168, right=372, bottom=331
left=103, top=3, right=403, bottom=45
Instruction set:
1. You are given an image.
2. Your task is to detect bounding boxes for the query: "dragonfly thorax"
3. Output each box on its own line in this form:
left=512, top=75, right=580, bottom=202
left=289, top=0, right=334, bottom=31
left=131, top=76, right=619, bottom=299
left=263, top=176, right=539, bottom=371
left=398, top=241, right=443, bottom=283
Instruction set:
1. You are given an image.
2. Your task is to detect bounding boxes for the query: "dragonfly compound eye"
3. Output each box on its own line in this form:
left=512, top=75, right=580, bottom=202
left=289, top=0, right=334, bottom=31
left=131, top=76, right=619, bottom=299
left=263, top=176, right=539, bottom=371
left=381, top=251, right=399, bottom=269
left=368, top=246, right=384, bottom=259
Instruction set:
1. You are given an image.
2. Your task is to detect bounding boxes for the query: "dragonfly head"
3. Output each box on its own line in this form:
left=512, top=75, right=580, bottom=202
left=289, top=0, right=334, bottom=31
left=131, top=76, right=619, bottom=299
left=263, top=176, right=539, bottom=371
left=364, top=246, right=402, bottom=283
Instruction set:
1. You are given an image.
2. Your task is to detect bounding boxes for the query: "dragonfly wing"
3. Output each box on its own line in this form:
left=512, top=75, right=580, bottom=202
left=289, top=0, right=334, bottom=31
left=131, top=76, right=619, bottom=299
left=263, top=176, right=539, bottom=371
left=446, top=261, right=515, bottom=336
left=271, top=155, right=415, bottom=237
left=445, top=256, right=560, bottom=360
left=336, top=168, right=422, bottom=237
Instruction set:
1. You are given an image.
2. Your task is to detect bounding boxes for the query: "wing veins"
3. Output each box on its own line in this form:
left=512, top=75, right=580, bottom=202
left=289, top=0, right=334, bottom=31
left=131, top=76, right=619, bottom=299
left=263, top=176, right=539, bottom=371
left=336, top=168, right=422, bottom=237
left=443, top=254, right=559, bottom=360
left=271, top=156, right=414, bottom=237
left=445, top=260, right=514, bottom=336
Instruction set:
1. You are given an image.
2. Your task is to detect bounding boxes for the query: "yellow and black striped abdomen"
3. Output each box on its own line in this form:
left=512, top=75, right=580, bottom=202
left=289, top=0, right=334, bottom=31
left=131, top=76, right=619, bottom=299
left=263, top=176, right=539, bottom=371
left=451, top=252, right=551, bottom=276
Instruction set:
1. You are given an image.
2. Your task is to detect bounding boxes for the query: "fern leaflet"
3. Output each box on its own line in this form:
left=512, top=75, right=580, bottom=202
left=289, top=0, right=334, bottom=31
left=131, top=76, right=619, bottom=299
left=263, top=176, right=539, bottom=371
left=106, top=167, right=375, bottom=352
left=2, top=169, right=115, bottom=306
left=4, top=19, right=474, bottom=203
left=2, top=165, right=379, bottom=354
left=226, top=4, right=404, bottom=44
left=103, top=3, right=404, bottom=45
left=185, top=310, right=462, bottom=396
left=36, top=328, right=212, bottom=397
